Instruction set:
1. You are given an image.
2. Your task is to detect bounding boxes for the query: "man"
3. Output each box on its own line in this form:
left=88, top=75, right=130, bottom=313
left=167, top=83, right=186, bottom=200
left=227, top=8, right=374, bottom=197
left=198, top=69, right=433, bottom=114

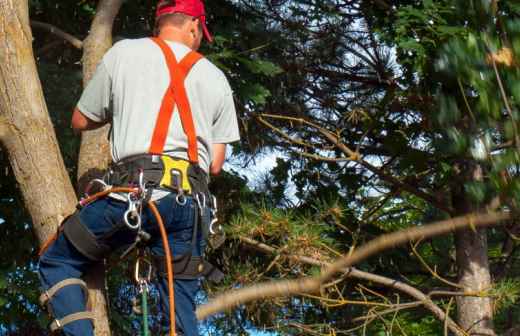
left=38, top=0, right=240, bottom=335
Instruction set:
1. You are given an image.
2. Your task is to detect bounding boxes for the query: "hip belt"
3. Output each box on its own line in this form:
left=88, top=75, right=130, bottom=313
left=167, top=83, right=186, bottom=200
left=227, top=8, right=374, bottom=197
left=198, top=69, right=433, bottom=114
left=106, top=154, right=210, bottom=197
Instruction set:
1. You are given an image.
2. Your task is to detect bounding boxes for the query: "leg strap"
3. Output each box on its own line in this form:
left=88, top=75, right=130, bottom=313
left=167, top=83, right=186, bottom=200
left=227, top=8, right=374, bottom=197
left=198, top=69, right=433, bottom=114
left=39, top=278, right=89, bottom=306
left=49, top=311, right=96, bottom=332
left=39, top=278, right=95, bottom=332
left=153, top=254, right=225, bottom=283
left=62, top=211, right=111, bottom=261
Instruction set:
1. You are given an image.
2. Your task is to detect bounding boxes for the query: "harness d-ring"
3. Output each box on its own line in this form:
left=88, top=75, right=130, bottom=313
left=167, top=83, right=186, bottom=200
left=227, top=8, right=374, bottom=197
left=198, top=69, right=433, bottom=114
left=176, top=193, right=187, bottom=206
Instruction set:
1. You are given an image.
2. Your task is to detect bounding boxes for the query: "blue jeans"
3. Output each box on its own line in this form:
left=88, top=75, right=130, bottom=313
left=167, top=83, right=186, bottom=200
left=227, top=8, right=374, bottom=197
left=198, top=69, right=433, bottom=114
left=38, top=193, right=204, bottom=336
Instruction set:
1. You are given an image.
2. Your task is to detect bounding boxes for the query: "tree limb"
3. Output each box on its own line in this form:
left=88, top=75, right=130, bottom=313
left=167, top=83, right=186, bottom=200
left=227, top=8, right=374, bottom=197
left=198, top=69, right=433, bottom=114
left=259, top=113, right=453, bottom=214
left=30, top=20, right=83, bottom=49
left=196, top=211, right=509, bottom=324
left=236, top=236, right=467, bottom=336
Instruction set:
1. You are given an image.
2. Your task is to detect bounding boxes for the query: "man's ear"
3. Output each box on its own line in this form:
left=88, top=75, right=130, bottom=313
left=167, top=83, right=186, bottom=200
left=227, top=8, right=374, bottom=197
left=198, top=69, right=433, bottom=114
left=190, top=18, right=199, bottom=35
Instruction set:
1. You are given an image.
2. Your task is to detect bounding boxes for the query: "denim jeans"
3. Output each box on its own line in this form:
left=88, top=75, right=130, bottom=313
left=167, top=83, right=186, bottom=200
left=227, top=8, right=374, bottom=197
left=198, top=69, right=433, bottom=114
left=38, top=193, right=204, bottom=336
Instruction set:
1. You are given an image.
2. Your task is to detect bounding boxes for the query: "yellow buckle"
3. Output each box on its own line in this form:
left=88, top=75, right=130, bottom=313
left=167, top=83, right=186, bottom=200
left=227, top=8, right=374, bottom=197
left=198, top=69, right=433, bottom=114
left=159, top=156, right=192, bottom=194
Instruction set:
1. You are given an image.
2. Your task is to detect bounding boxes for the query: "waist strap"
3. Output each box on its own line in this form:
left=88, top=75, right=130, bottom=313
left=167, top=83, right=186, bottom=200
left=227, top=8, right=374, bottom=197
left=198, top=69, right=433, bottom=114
left=108, top=154, right=209, bottom=195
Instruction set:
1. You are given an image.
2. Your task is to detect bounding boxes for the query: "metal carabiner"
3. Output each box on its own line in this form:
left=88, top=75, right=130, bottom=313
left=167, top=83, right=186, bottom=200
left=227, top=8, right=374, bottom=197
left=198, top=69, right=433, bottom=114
left=195, top=193, right=206, bottom=212
left=138, top=169, right=146, bottom=193
left=134, top=257, right=153, bottom=285
left=209, top=195, right=220, bottom=234
left=83, top=178, right=110, bottom=197
left=124, top=193, right=141, bottom=230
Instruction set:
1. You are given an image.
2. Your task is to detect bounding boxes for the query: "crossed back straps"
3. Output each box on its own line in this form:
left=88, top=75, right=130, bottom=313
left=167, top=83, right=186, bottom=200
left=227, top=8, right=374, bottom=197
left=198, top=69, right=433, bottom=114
left=149, top=37, right=204, bottom=163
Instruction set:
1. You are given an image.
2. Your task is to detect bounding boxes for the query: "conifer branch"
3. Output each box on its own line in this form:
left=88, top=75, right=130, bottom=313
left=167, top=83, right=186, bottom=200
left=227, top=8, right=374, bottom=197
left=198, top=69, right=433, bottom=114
left=197, top=210, right=509, bottom=336
left=258, top=113, right=453, bottom=214
left=236, top=236, right=467, bottom=335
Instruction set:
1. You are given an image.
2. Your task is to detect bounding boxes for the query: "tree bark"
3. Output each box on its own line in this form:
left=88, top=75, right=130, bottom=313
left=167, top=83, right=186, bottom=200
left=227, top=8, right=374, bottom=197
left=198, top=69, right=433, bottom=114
left=0, top=1, right=77, bottom=245
left=454, top=164, right=495, bottom=335
left=77, top=0, right=123, bottom=193
left=77, top=1, right=123, bottom=335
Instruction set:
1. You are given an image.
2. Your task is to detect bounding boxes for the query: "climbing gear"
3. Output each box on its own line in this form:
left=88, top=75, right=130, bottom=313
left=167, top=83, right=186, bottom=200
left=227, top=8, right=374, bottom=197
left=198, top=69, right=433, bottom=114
left=134, top=256, right=153, bottom=336
left=107, top=154, right=209, bottom=196
left=124, top=191, right=143, bottom=230
left=38, top=187, right=177, bottom=336
left=39, top=278, right=95, bottom=332
left=62, top=211, right=111, bottom=262
left=38, top=38, right=222, bottom=336
left=148, top=37, right=203, bottom=162
left=148, top=200, right=176, bottom=336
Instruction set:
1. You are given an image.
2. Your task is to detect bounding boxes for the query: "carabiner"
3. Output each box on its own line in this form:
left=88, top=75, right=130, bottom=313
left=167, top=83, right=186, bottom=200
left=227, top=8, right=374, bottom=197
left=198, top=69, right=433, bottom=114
left=195, top=193, right=206, bottom=212
left=134, top=257, right=153, bottom=285
left=209, top=195, right=220, bottom=234
left=124, top=193, right=141, bottom=230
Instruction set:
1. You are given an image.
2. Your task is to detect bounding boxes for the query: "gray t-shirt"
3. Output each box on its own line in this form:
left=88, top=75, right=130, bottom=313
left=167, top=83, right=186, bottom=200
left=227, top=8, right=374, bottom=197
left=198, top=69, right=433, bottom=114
left=77, top=38, right=240, bottom=173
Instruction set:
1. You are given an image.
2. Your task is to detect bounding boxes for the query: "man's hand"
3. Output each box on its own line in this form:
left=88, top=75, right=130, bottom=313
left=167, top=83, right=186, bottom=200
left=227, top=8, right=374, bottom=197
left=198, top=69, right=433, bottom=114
left=71, top=107, right=106, bottom=132
left=210, top=143, right=226, bottom=175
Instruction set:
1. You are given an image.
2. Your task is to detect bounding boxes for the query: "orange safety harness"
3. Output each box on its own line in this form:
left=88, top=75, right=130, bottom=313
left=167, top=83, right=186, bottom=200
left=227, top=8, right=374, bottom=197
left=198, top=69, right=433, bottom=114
left=39, top=38, right=206, bottom=336
left=149, top=37, right=203, bottom=162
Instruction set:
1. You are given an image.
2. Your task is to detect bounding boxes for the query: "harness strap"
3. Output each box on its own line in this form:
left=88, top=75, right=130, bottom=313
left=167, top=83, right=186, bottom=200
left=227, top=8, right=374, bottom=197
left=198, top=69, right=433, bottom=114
left=49, top=311, right=96, bottom=332
left=153, top=255, right=225, bottom=283
left=40, top=278, right=94, bottom=332
left=62, top=212, right=111, bottom=261
left=149, top=37, right=204, bottom=163
left=39, top=278, right=89, bottom=307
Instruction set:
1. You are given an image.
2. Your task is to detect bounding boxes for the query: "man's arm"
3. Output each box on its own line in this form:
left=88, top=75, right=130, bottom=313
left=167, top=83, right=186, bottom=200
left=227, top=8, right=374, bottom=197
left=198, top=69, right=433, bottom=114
left=210, top=143, right=226, bottom=175
left=71, top=107, right=107, bottom=132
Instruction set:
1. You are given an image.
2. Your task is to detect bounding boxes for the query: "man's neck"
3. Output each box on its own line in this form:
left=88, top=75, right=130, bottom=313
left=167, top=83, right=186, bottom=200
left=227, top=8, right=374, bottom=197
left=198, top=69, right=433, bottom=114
left=158, top=28, right=192, bottom=50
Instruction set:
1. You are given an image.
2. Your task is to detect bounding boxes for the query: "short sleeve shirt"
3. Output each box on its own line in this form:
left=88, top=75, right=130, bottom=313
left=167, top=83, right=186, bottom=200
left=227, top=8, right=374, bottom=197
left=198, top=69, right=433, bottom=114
left=77, top=38, right=240, bottom=174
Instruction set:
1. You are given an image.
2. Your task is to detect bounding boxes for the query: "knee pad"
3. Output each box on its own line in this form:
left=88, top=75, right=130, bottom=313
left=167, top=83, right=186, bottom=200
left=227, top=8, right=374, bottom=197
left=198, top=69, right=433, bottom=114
left=62, top=211, right=110, bottom=261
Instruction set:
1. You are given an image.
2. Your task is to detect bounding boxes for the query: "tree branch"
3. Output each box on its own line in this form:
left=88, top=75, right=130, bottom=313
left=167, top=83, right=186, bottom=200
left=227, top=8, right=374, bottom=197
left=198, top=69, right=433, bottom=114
left=196, top=211, right=509, bottom=324
left=259, top=113, right=453, bottom=214
left=235, top=236, right=467, bottom=336
left=30, top=20, right=83, bottom=49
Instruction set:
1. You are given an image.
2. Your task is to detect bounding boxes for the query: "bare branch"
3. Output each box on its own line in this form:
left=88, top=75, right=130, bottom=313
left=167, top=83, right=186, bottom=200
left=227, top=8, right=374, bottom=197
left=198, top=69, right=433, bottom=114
left=30, top=20, right=83, bottom=49
left=197, top=211, right=508, bottom=336
left=259, top=113, right=453, bottom=214
left=236, top=236, right=467, bottom=335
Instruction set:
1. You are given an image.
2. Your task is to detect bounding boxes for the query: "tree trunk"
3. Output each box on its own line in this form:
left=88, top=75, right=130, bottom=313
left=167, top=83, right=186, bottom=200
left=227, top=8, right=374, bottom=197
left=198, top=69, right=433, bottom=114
left=454, top=164, right=495, bottom=335
left=77, top=0, right=122, bottom=192
left=77, top=1, right=123, bottom=335
left=0, top=1, right=77, bottom=245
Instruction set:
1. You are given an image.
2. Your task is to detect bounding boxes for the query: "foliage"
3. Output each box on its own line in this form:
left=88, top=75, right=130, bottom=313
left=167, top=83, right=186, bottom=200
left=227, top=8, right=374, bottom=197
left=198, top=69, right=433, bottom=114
left=2, top=0, right=520, bottom=335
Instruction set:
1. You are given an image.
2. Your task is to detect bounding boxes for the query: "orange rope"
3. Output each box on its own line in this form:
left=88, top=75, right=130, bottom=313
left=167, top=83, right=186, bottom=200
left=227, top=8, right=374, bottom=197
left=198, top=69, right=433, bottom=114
left=148, top=201, right=176, bottom=336
left=39, top=187, right=138, bottom=257
left=38, top=230, right=61, bottom=256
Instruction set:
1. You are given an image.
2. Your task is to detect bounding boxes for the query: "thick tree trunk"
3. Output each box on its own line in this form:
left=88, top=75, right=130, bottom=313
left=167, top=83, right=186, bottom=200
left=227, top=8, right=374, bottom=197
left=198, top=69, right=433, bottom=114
left=0, top=2, right=77, bottom=244
left=77, top=1, right=123, bottom=335
left=454, top=164, right=495, bottom=335
left=77, top=0, right=122, bottom=192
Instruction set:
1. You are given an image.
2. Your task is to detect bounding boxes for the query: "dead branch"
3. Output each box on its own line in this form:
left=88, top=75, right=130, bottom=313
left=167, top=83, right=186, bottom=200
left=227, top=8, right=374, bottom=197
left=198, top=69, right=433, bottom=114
left=30, top=20, right=83, bottom=49
left=236, top=236, right=466, bottom=335
left=258, top=113, right=453, bottom=214
left=196, top=210, right=509, bottom=333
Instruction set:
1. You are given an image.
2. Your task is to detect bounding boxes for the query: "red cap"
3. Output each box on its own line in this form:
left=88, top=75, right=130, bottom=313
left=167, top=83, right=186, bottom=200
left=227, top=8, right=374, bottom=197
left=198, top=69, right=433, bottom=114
left=155, top=0, right=213, bottom=43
